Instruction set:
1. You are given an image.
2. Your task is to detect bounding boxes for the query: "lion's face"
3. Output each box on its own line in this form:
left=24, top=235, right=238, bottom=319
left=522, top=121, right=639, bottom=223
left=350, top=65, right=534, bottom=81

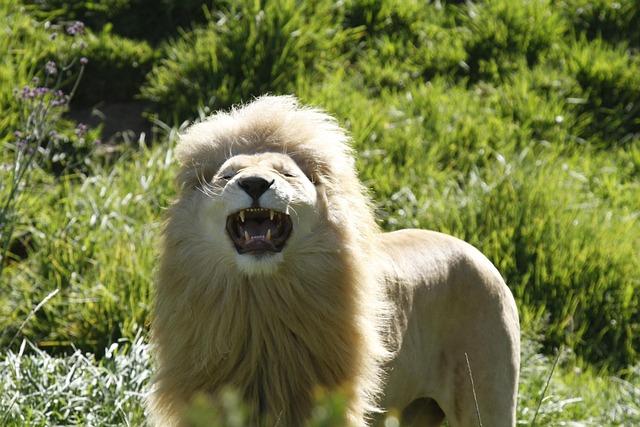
left=196, top=152, right=320, bottom=275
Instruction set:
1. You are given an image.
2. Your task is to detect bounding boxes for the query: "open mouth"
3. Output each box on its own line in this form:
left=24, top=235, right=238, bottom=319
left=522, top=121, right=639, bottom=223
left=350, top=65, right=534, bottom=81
left=226, top=208, right=293, bottom=254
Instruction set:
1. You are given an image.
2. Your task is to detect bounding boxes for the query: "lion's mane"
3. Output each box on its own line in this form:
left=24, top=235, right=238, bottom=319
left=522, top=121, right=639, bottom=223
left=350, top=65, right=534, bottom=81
left=149, top=96, right=388, bottom=426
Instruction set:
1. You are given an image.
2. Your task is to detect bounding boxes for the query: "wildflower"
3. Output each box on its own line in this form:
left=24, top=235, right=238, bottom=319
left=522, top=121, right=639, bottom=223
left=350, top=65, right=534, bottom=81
left=52, top=90, right=68, bottom=107
left=20, top=85, right=35, bottom=100
left=75, top=123, right=88, bottom=138
left=45, top=61, right=57, bottom=75
left=35, top=87, right=49, bottom=97
left=93, top=139, right=102, bottom=145
left=66, top=21, right=85, bottom=36
left=16, top=138, right=28, bottom=152
left=80, top=57, right=89, bottom=65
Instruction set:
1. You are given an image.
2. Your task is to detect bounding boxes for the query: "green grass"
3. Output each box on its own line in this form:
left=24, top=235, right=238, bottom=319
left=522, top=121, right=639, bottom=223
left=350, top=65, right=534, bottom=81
left=1, top=0, right=639, bottom=424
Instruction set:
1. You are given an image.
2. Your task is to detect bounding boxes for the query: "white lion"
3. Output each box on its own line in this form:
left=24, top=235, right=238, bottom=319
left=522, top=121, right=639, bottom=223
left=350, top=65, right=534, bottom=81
left=149, top=95, right=520, bottom=427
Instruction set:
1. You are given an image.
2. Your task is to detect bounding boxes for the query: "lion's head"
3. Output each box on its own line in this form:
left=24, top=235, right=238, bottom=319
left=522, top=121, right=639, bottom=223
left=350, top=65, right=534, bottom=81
left=151, top=96, right=387, bottom=426
left=168, top=95, right=378, bottom=276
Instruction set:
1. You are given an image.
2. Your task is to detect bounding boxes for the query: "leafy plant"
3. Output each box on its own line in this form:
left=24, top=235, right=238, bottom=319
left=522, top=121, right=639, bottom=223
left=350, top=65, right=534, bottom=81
left=459, top=0, right=566, bottom=82
left=141, top=0, right=362, bottom=123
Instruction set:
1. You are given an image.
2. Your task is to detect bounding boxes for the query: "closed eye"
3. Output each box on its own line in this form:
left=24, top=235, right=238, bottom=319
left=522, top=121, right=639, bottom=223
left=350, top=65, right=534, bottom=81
left=219, top=171, right=235, bottom=180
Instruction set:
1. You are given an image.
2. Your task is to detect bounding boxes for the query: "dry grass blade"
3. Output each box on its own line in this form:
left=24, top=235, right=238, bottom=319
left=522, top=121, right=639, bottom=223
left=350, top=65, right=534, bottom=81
left=465, top=352, right=483, bottom=427
left=6, top=288, right=59, bottom=348
left=531, top=346, right=562, bottom=427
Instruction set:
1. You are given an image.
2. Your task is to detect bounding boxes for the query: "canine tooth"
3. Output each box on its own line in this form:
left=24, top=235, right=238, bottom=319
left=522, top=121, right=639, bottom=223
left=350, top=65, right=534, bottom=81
left=244, top=231, right=250, bottom=242
left=269, top=210, right=274, bottom=220
left=239, top=211, right=245, bottom=222
left=266, top=229, right=272, bottom=241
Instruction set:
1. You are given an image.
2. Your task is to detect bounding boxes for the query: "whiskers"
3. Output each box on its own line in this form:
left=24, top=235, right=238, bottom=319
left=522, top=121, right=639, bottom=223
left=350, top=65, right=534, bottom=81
left=196, top=170, right=224, bottom=198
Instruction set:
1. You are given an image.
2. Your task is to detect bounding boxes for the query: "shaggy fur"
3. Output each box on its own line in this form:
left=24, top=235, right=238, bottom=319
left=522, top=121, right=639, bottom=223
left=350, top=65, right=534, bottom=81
left=149, top=95, right=521, bottom=427
left=149, top=96, right=388, bottom=426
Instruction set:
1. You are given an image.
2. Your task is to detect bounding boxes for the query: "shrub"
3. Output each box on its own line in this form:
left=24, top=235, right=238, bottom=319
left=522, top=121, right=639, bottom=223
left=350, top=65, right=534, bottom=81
left=65, top=29, right=156, bottom=105
left=555, top=0, right=640, bottom=47
left=342, top=0, right=467, bottom=91
left=140, top=0, right=361, bottom=123
left=25, top=0, right=219, bottom=43
left=342, top=0, right=425, bottom=37
left=458, top=0, right=566, bottom=82
left=565, top=39, right=640, bottom=146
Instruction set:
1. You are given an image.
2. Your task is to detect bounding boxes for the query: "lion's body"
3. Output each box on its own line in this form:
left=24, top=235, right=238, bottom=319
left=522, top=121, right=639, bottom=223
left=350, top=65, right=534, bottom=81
left=149, top=96, right=520, bottom=427
left=376, top=229, right=520, bottom=426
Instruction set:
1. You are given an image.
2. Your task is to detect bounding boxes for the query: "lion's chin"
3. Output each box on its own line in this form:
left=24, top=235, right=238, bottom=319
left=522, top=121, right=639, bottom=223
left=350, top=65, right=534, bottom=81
left=235, top=251, right=285, bottom=276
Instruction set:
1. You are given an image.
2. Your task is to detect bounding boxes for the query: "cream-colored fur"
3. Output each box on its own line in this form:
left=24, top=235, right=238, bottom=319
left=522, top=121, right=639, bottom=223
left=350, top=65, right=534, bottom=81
left=149, top=95, right=520, bottom=427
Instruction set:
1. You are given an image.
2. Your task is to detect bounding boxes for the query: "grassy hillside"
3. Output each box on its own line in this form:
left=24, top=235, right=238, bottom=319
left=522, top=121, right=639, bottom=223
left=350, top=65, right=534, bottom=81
left=1, top=0, right=639, bottom=425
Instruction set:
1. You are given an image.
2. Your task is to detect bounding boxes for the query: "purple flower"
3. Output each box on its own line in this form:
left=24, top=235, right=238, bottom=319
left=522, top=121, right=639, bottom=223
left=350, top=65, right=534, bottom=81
left=80, top=57, right=89, bottom=65
left=16, top=139, right=28, bottom=152
left=45, top=61, right=57, bottom=75
left=52, top=90, right=68, bottom=107
left=35, top=87, right=49, bottom=96
left=66, top=21, right=85, bottom=36
left=93, top=139, right=102, bottom=145
left=75, top=123, right=88, bottom=138
left=20, top=85, right=36, bottom=100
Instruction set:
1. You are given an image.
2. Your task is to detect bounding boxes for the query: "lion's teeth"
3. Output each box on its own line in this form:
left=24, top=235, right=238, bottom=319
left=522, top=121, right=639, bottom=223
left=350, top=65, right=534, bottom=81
left=269, top=210, right=274, bottom=220
left=244, top=231, right=250, bottom=242
left=239, top=211, right=245, bottom=222
left=266, top=229, right=272, bottom=241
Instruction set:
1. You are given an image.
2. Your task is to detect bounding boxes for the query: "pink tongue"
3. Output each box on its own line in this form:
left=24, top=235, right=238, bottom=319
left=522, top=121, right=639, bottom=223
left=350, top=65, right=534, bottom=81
left=244, top=220, right=271, bottom=236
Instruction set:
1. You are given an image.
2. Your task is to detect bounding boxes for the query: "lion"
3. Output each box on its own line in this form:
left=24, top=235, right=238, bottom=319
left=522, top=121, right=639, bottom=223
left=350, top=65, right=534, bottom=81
left=149, top=95, right=520, bottom=427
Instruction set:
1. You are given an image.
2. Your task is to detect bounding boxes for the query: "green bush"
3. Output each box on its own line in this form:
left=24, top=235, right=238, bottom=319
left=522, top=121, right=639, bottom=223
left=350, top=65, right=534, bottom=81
left=459, top=0, right=566, bottom=82
left=342, top=1, right=467, bottom=91
left=141, top=0, right=361, bottom=123
left=566, top=39, right=640, bottom=146
left=556, top=0, right=640, bottom=47
left=25, top=0, right=219, bottom=43
left=342, top=0, right=425, bottom=37
left=66, top=29, right=156, bottom=105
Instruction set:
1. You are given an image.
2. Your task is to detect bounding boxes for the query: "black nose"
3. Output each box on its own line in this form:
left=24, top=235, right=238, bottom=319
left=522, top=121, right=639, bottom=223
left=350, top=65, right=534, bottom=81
left=238, top=177, right=274, bottom=201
